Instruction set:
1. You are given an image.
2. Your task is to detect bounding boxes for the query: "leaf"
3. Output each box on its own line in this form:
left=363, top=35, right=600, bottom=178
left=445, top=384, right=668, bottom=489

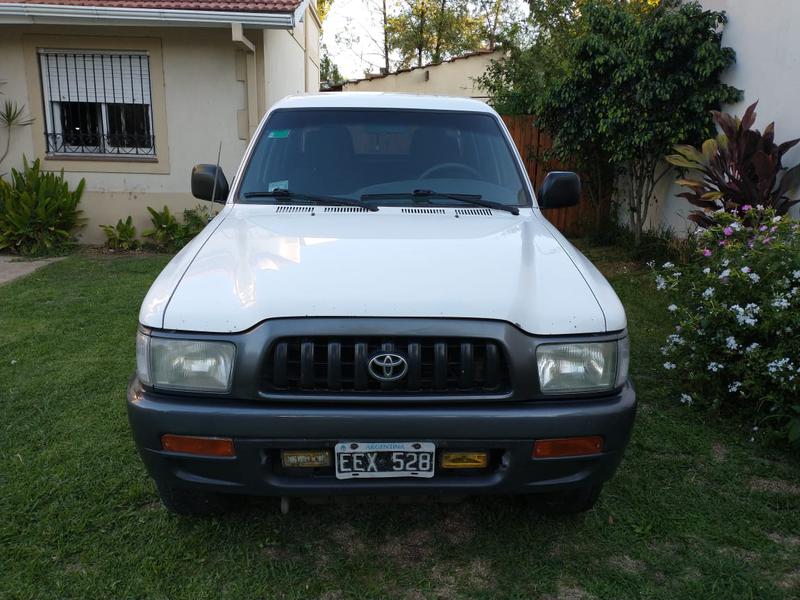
left=675, top=178, right=706, bottom=189
left=701, top=191, right=724, bottom=200
left=702, top=139, right=718, bottom=161
left=673, top=144, right=705, bottom=164
left=777, top=137, right=800, bottom=157
left=740, top=100, right=758, bottom=132
left=666, top=155, right=702, bottom=170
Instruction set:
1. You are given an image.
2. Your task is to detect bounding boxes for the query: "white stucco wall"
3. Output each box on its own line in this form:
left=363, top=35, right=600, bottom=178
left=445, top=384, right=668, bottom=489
left=654, top=0, right=800, bottom=233
left=341, top=51, right=499, bottom=100
left=263, top=9, right=320, bottom=110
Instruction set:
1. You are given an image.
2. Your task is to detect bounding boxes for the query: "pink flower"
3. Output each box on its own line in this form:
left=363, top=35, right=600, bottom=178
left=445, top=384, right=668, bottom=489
left=742, top=204, right=752, bottom=211
left=759, top=225, right=768, bottom=232
left=718, top=239, right=727, bottom=246
left=723, top=226, right=734, bottom=237
left=702, top=248, right=712, bottom=257
left=763, top=236, right=772, bottom=244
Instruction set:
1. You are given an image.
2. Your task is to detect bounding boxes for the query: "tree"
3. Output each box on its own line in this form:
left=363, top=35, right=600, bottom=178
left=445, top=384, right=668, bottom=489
left=320, top=46, right=345, bottom=89
left=387, top=0, right=482, bottom=68
left=476, top=0, right=526, bottom=51
left=334, top=0, right=394, bottom=75
left=479, top=0, right=614, bottom=229
left=481, top=0, right=741, bottom=244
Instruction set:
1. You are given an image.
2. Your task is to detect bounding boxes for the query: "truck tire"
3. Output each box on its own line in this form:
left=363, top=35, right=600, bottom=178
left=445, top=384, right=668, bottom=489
left=527, top=485, right=602, bottom=515
left=156, top=484, right=229, bottom=516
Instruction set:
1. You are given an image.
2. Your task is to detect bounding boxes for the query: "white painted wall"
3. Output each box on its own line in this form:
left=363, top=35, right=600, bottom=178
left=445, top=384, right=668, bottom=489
left=654, top=0, right=800, bottom=234
left=341, top=51, right=499, bottom=100
left=262, top=8, right=321, bottom=111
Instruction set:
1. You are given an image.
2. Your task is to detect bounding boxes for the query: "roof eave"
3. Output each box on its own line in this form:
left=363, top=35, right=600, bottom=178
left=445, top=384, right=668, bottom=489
left=0, top=2, right=295, bottom=27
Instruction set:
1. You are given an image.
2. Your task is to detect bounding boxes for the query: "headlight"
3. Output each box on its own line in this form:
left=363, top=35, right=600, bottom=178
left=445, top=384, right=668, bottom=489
left=136, top=331, right=235, bottom=392
left=536, top=338, right=629, bottom=394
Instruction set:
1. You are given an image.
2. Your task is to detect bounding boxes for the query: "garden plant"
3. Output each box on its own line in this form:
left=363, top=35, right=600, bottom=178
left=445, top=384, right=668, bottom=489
left=656, top=102, right=800, bottom=448
left=0, top=157, right=85, bottom=256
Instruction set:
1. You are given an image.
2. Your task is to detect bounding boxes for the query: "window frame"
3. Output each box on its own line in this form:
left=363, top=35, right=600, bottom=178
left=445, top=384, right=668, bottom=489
left=22, top=34, right=170, bottom=174
left=39, top=49, right=156, bottom=158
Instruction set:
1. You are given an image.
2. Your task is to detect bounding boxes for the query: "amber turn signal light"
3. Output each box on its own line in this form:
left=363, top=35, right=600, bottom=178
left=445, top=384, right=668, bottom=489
left=532, top=436, right=603, bottom=458
left=161, top=434, right=236, bottom=457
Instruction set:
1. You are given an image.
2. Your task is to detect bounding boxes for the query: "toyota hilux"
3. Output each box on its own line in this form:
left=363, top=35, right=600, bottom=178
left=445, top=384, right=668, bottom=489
left=127, top=93, right=635, bottom=515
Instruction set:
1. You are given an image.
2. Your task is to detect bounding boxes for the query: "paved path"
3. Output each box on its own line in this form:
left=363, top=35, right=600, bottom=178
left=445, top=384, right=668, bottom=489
left=0, top=256, right=64, bottom=285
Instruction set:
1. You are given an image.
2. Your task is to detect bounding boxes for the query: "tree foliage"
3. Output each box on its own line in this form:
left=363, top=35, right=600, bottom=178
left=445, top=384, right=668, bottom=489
left=333, top=0, right=522, bottom=75
left=480, top=0, right=742, bottom=244
left=320, top=46, right=345, bottom=89
left=387, top=0, right=483, bottom=68
left=317, top=0, right=334, bottom=22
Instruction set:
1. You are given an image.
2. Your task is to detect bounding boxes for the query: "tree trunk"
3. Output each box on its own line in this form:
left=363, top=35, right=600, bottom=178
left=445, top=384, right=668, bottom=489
left=382, top=0, right=390, bottom=73
left=489, top=0, right=502, bottom=50
left=432, top=0, right=447, bottom=63
left=417, top=6, right=426, bottom=67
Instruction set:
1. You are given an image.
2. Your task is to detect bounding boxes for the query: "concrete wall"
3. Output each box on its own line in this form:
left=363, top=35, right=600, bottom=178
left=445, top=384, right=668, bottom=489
left=0, top=12, right=320, bottom=244
left=651, top=0, right=800, bottom=234
left=342, top=51, right=499, bottom=100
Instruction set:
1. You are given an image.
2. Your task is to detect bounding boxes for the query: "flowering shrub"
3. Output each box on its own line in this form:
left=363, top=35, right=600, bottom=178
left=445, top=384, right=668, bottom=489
left=654, top=206, right=800, bottom=447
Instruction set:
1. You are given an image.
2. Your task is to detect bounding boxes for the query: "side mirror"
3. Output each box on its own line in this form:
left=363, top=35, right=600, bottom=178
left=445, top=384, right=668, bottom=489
left=191, top=164, right=229, bottom=203
left=539, top=171, right=581, bottom=209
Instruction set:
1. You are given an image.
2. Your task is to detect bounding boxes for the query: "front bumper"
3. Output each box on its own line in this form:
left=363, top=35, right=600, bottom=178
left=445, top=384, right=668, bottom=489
left=127, top=378, right=636, bottom=497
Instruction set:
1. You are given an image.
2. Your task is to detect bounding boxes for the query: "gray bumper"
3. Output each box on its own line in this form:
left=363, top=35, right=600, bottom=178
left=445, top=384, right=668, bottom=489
left=127, top=378, right=636, bottom=497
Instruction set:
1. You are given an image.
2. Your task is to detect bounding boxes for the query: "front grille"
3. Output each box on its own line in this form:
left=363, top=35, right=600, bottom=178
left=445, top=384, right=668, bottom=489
left=261, top=337, right=511, bottom=395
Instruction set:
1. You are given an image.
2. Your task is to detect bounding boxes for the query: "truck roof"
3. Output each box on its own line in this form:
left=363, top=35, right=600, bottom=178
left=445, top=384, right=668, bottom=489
left=272, top=92, right=496, bottom=114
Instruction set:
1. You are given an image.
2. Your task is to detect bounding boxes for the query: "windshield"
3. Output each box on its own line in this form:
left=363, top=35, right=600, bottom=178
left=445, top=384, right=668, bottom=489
left=237, top=109, right=531, bottom=207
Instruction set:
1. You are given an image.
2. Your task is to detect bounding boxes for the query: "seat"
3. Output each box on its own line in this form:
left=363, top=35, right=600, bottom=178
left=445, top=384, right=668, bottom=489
left=299, top=126, right=357, bottom=195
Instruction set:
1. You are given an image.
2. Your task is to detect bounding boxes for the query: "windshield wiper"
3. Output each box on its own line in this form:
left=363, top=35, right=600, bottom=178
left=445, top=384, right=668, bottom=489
left=244, top=189, right=378, bottom=211
left=360, top=189, right=519, bottom=215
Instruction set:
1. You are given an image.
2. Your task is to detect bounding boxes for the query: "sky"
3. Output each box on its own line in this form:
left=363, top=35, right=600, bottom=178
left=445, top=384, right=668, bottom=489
left=321, top=0, right=394, bottom=80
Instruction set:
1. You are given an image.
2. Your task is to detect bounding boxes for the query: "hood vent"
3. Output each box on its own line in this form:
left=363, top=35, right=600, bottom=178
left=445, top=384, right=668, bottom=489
left=275, top=206, right=314, bottom=214
left=401, top=207, right=447, bottom=215
left=323, top=206, right=371, bottom=213
left=455, top=208, right=493, bottom=216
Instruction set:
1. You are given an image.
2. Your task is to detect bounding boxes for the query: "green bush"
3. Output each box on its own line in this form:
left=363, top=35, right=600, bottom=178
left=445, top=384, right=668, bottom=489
left=143, top=204, right=211, bottom=252
left=654, top=206, right=800, bottom=448
left=0, top=157, right=86, bottom=256
left=100, top=216, right=140, bottom=251
left=181, top=205, right=212, bottom=240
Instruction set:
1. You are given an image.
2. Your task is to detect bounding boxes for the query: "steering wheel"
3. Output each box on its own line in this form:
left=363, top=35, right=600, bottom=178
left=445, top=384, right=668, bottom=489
left=419, top=162, right=481, bottom=180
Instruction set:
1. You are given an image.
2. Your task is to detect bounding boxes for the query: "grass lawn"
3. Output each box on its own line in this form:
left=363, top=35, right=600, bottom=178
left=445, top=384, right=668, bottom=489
left=1, top=249, right=799, bottom=600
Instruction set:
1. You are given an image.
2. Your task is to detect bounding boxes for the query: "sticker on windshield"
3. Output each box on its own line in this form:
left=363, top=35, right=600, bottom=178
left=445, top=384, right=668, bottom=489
left=268, top=180, right=288, bottom=191
left=268, top=129, right=290, bottom=139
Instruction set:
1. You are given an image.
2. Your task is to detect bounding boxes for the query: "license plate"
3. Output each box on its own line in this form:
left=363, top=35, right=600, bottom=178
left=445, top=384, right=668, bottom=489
left=335, top=442, right=435, bottom=479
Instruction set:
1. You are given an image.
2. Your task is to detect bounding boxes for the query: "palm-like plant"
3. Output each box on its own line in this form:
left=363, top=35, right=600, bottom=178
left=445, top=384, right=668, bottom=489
left=0, top=81, right=35, bottom=168
left=667, top=101, right=800, bottom=227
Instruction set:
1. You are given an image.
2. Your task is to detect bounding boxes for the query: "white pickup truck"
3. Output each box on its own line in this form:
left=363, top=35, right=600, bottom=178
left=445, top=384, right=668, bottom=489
left=128, top=93, right=635, bottom=515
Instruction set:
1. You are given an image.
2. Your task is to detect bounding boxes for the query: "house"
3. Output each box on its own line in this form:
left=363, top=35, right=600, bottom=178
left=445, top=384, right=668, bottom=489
left=0, top=0, right=321, bottom=243
left=329, top=50, right=500, bottom=101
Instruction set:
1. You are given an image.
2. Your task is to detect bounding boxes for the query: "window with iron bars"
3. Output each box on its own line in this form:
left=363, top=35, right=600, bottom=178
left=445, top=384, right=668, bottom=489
left=38, top=50, right=155, bottom=157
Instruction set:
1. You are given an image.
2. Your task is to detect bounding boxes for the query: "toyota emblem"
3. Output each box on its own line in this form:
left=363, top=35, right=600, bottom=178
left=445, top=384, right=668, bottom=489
left=367, top=352, right=409, bottom=382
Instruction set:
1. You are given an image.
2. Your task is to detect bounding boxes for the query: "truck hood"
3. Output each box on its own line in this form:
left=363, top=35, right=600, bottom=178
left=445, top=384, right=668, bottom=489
left=140, top=205, right=625, bottom=335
